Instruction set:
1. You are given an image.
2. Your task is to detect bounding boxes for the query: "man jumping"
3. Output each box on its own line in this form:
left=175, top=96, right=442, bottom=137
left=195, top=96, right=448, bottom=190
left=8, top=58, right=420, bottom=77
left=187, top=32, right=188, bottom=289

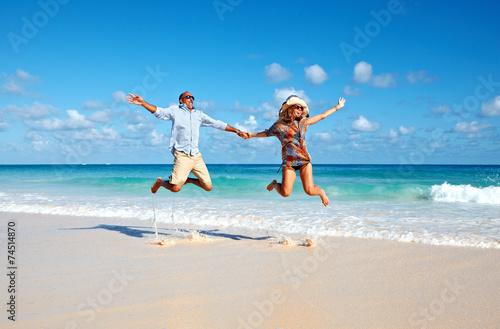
left=127, top=91, right=248, bottom=194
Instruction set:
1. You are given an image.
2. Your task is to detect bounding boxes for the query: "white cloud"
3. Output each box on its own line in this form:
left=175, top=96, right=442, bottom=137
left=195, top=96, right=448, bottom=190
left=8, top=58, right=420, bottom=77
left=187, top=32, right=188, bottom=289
left=196, top=100, right=218, bottom=114
left=258, top=87, right=311, bottom=121
left=16, top=69, right=37, bottom=81
left=125, top=123, right=147, bottom=133
left=466, top=133, right=483, bottom=139
left=36, top=109, right=94, bottom=131
left=0, top=122, right=9, bottom=131
left=380, top=129, right=398, bottom=143
left=144, top=130, right=170, bottom=146
left=88, top=109, right=113, bottom=123
left=235, top=115, right=258, bottom=132
left=398, top=126, right=415, bottom=135
left=351, top=115, right=381, bottom=132
left=452, top=121, right=493, bottom=133
left=385, top=129, right=398, bottom=139
left=480, top=96, right=500, bottom=117
left=353, top=61, right=373, bottom=83
left=263, top=109, right=279, bottom=121
left=65, top=110, right=94, bottom=129
left=102, top=127, right=119, bottom=140
left=313, top=132, right=332, bottom=142
left=343, top=85, right=361, bottom=97
left=124, top=109, right=149, bottom=124
left=112, top=90, right=127, bottom=104
left=431, top=104, right=451, bottom=115
left=1, top=69, right=41, bottom=96
left=73, top=127, right=119, bottom=141
left=247, top=54, right=263, bottom=60
left=37, top=118, right=62, bottom=130
left=406, top=71, right=439, bottom=84
left=353, top=61, right=396, bottom=88
left=25, top=130, right=43, bottom=141
left=304, top=64, right=329, bottom=86
left=372, top=73, right=396, bottom=88
left=233, top=101, right=260, bottom=114
left=232, top=88, right=311, bottom=125
left=429, top=142, right=445, bottom=149
left=264, top=63, right=293, bottom=84
left=124, top=122, right=156, bottom=139
left=272, top=87, right=311, bottom=106
left=82, top=100, right=104, bottom=110
left=4, top=102, right=59, bottom=119
left=349, top=141, right=361, bottom=149
left=25, top=130, right=51, bottom=152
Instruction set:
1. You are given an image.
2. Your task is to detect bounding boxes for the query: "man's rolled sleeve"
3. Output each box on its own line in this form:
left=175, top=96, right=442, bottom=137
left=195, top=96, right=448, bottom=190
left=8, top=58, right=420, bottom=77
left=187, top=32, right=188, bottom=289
left=200, top=113, right=227, bottom=131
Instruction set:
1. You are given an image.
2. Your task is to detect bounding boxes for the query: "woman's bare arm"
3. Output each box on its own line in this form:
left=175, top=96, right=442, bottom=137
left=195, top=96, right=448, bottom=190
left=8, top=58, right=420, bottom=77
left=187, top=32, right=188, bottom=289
left=307, top=97, right=346, bottom=126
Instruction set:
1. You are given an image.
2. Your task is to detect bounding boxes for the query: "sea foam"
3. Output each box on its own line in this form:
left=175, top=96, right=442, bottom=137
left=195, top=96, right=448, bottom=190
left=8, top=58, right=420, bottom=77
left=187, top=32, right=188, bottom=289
left=1, top=194, right=498, bottom=249
left=1, top=165, right=499, bottom=249
left=430, top=183, right=500, bottom=204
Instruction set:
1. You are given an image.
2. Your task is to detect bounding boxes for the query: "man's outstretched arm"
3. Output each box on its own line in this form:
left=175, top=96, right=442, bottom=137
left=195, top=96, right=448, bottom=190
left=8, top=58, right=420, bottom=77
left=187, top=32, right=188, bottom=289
left=127, top=93, right=157, bottom=114
left=200, top=113, right=249, bottom=139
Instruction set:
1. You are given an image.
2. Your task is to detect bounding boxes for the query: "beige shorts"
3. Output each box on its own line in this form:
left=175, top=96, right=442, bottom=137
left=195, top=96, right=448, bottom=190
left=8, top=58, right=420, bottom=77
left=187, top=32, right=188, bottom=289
left=169, top=149, right=212, bottom=187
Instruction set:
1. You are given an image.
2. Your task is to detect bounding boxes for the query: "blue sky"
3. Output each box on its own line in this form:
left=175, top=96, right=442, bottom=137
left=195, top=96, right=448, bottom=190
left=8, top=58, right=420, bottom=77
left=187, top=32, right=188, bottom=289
left=1, top=0, right=499, bottom=165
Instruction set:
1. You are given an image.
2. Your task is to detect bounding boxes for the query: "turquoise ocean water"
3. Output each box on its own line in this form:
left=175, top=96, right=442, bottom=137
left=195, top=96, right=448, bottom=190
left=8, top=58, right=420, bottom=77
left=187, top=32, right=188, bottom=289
left=0, top=164, right=499, bottom=248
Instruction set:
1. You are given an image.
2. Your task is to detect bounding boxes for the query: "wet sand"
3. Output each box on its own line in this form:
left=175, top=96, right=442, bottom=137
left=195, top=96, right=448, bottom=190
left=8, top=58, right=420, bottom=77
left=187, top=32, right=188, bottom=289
left=1, top=212, right=499, bottom=329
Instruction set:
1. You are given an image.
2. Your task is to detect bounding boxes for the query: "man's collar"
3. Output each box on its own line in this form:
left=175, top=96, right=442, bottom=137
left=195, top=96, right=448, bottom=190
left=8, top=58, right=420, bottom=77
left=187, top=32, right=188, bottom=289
left=179, top=103, right=196, bottom=111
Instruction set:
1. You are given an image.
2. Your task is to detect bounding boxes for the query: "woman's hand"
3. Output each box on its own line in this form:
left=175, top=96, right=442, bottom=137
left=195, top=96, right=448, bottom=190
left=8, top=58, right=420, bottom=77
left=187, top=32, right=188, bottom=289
left=337, top=97, right=346, bottom=108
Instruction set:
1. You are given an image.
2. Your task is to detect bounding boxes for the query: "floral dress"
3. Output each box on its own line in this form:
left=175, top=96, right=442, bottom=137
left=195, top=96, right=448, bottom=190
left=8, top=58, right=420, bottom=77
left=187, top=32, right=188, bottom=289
left=265, top=117, right=311, bottom=168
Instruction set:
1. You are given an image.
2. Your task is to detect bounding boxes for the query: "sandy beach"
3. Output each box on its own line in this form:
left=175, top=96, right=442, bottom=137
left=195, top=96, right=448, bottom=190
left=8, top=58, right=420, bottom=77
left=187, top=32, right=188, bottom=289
left=1, top=211, right=499, bottom=329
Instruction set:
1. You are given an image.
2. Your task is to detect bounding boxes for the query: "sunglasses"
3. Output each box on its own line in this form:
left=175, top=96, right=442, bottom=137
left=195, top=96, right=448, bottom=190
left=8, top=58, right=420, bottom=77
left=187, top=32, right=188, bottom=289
left=290, top=104, right=303, bottom=111
left=183, top=95, right=195, bottom=101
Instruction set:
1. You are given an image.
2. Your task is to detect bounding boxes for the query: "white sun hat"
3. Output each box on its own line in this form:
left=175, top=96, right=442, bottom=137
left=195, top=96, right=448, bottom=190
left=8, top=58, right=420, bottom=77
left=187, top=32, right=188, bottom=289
left=279, top=95, right=309, bottom=119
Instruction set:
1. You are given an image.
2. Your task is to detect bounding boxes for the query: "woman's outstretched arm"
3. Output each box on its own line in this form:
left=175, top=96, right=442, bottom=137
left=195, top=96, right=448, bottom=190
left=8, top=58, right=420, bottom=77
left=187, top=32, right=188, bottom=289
left=307, top=97, right=346, bottom=126
left=248, top=131, right=269, bottom=138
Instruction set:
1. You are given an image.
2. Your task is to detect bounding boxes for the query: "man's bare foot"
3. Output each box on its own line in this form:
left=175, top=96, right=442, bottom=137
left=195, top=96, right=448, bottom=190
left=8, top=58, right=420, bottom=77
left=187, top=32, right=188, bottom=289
left=319, top=189, right=329, bottom=207
left=267, top=180, right=277, bottom=191
left=151, top=177, right=163, bottom=194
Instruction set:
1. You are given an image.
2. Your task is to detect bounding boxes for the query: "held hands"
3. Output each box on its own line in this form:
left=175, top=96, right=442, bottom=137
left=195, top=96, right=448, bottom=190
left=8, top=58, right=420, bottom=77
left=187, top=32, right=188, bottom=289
left=127, top=93, right=144, bottom=106
left=237, top=131, right=251, bottom=139
left=337, top=97, right=346, bottom=108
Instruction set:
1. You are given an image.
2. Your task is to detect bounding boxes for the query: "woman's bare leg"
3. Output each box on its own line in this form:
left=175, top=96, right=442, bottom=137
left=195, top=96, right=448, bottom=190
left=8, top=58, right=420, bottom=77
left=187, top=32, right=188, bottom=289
left=299, top=164, right=329, bottom=206
left=267, top=167, right=296, bottom=197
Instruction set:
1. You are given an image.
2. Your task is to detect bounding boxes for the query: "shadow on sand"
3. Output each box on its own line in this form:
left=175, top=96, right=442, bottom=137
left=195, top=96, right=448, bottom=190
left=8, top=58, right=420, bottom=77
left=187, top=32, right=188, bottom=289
left=62, top=224, right=271, bottom=241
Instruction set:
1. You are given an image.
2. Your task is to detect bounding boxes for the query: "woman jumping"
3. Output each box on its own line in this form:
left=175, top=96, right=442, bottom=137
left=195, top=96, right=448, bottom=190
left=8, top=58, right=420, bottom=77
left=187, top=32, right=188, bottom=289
left=247, top=95, right=346, bottom=207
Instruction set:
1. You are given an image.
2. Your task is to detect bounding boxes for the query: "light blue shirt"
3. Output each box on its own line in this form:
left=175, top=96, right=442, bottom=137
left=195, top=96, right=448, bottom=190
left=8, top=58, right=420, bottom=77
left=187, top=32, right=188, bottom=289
left=154, top=104, right=227, bottom=155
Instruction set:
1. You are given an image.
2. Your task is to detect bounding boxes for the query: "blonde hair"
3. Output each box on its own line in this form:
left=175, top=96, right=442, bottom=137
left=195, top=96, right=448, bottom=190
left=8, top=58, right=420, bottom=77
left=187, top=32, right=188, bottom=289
left=279, top=105, right=307, bottom=123
left=278, top=95, right=309, bottom=123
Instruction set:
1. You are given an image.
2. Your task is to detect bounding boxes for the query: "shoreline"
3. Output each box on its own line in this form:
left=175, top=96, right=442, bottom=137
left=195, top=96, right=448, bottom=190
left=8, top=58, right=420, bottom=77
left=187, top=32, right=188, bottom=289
left=1, top=164, right=498, bottom=251
left=1, top=212, right=499, bottom=328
